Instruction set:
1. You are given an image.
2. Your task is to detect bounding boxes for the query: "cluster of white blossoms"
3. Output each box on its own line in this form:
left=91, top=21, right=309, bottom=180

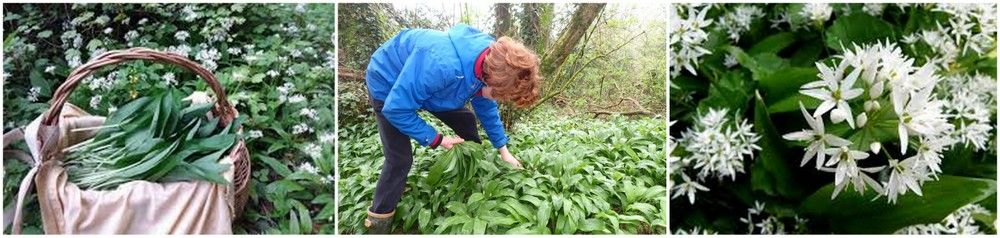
left=668, top=4, right=713, bottom=77
left=895, top=204, right=991, bottom=234
left=276, top=82, right=303, bottom=104
left=800, top=3, right=833, bottom=25
left=939, top=73, right=996, bottom=151
left=718, top=5, right=765, bottom=42
left=26, top=87, right=41, bottom=102
left=195, top=47, right=221, bottom=71
left=300, top=108, right=319, bottom=121
left=862, top=3, right=887, bottom=16
left=784, top=41, right=985, bottom=203
left=902, top=3, right=997, bottom=71
left=297, top=162, right=320, bottom=175
left=247, top=130, right=264, bottom=139
left=672, top=226, right=717, bottom=235
left=162, top=72, right=177, bottom=86
left=670, top=109, right=760, bottom=204
left=302, top=143, right=322, bottom=160
left=738, top=201, right=807, bottom=234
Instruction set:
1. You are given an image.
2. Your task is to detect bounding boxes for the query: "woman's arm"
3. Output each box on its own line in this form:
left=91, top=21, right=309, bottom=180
left=497, top=145, right=522, bottom=169
left=470, top=96, right=508, bottom=148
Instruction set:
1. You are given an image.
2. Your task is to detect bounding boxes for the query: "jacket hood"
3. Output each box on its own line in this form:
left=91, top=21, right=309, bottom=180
left=447, top=24, right=495, bottom=79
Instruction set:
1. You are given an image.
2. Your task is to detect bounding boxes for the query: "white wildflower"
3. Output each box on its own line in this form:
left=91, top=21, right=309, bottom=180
left=783, top=102, right=851, bottom=169
left=288, top=94, right=307, bottom=104
left=27, top=87, right=41, bottom=102
left=801, top=3, right=833, bottom=24
left=668, top=4, right=714, bottom=77
left=673, top=226, right=716, bottom=235
left=297, top=162, right=319, bottom=175
left=303, top=143, right=322, bottom=160
left=195, top=48, right=221, bottom=71
left=89, top=95, right=102, bottom=109
left=163, top=72, right=176, bottom=85
left=800, top=60, right=863, bottom=128
left=292, top=122, right=314, bottom=135
left=248, top=130, right=264, bottom=139
left=679, top=108, right=761, bottom=180
left=182, top=5, right=199, bottom=22
left=175, top=31, right=190, bottom=41
left=718, top=5, right=765, bottom=42
left=670, top=173, right=709, bottom=204
left=863, top=3, right=886, bottom=16
left=896, top=204, right=990, bottom=234
left=319, top=132, right=335, bottom=144
left=124, top=30, right=139, bottom=42
left=299, top=108, right=319, bottom=121
left=724, top=52, right=739, bottom=68
left=882, top=158, right=931, bottom=204
left=166, top=45, right=192, bottom=57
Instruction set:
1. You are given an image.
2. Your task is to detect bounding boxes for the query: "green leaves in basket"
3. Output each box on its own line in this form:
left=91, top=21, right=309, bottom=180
left=64, top=89, right=243, bottom=190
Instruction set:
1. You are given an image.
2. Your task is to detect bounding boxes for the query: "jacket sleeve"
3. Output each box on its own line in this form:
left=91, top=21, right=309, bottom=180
left=381, top=50, right=448, bottom=147
left=470, top=95, right=509, bottom=148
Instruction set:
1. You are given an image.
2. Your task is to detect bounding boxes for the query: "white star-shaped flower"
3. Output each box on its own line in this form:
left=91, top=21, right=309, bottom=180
left=783, top=102, right=851, bottom=168
left=801, top=61, right=864, bottom=128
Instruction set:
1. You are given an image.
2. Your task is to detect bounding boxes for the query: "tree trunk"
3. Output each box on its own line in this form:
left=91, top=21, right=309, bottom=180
left=338, top=3, right=393, bottom=70
left=492, top=4, right=513, bottom=37
left=541, top=3, right=605, bottom=77
left=500, top=3, right=606, bottom=131
left=519, top=3, right=551, bottom=54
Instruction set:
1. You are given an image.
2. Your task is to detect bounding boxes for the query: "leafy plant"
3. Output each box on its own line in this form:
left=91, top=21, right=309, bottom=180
left=65, top=89, right=240, bottom=190
left=669, top=3, right=997, bottom=234
left=339, top=115, right=667, bottom=234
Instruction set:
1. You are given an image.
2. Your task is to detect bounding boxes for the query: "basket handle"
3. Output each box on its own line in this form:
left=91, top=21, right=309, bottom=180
left=40, top=47, right=236, bottom=126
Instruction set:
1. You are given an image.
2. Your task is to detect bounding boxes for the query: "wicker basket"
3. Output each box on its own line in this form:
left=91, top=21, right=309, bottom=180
left=38, top=47, right=252, bottom=216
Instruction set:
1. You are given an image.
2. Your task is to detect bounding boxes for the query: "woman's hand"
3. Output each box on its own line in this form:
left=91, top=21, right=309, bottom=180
left=498, top=146, right=523, bottom=169
left=440, top=136, right=465, bottom=149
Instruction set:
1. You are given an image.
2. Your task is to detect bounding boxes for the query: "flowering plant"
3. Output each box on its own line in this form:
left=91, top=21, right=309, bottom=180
left=669, top=3, right=996, bottom=234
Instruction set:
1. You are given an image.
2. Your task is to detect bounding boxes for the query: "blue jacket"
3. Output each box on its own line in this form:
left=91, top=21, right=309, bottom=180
left=365, top=24, right=508, bottom=149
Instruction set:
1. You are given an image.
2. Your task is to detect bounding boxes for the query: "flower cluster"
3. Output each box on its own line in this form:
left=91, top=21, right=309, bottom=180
left=895, top=204, right=991, bottom=234
left=672, top=226, right=717, bottom=235
left=668, top=4, right=713, bottom=77
left=718, top=5, right=764, bottom=42
left=738, top=201, right=807, bottom=234
left=939, top=73, right=996, bottom=151
left=785, top=41, right=980, bottom=203
left=902, top=3, right=997, bottom=70
left=671, top=108, right=760, bottom=204
left=801, top=3, right=833, bottom=25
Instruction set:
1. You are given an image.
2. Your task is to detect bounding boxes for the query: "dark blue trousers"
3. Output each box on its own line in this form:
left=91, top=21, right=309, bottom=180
left=368, top=99, right=482, bottom=214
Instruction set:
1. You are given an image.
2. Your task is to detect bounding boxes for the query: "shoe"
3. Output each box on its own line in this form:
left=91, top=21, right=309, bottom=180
left=365, top=210, right=394, bottom=234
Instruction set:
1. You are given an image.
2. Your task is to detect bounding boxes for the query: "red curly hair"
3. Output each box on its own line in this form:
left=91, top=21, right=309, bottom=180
left=482, top=37, right=542, bottom=108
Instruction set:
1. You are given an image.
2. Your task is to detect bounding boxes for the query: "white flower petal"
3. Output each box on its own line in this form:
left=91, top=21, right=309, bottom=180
left=898, top=123, right=909, bottom=155
left=870, top=142, right=881, bottom=154
left=783, top=131, right=814, bottom=141
left=813, top=100, right=836, bottom=118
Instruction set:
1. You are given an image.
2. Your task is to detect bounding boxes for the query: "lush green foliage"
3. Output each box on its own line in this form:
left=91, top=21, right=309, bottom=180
left=670, top=3, right=997, bottom=234
left=3, top=4, right=333, bottom=234
left=338, top=115, right=667, bottom=234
